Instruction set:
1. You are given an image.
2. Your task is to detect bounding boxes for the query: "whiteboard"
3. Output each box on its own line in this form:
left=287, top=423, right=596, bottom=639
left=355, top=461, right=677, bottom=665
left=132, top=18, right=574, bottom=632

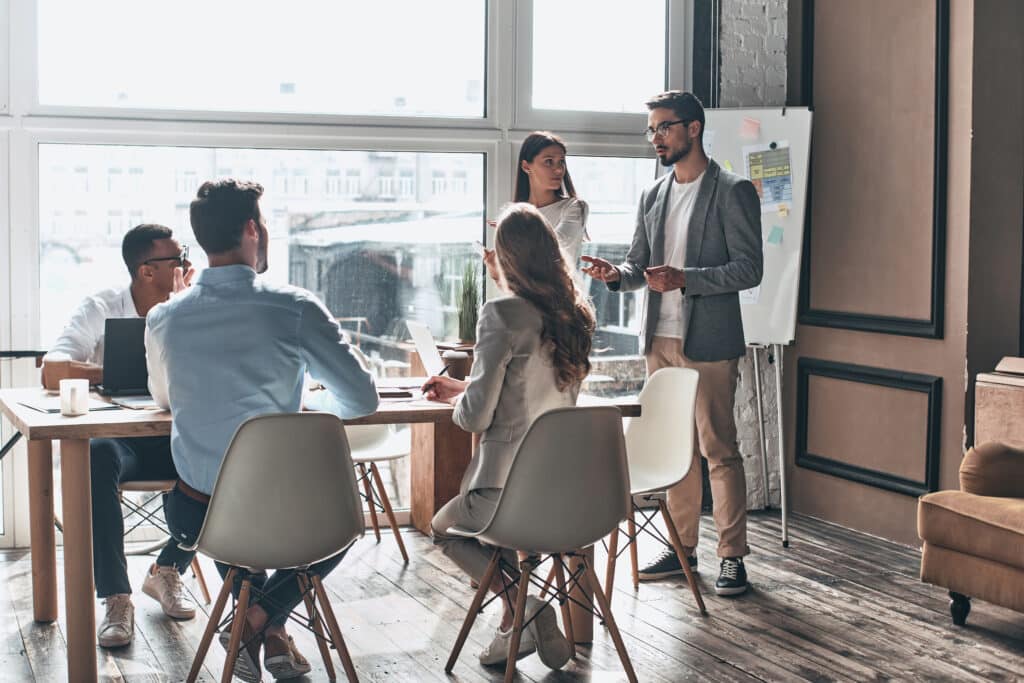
left=701, top=107, right=812, bottom=346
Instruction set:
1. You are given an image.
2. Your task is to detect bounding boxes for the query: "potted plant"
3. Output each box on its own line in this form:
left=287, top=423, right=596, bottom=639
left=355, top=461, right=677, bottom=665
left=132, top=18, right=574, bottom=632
left=458, top=261, right=479, bottom=343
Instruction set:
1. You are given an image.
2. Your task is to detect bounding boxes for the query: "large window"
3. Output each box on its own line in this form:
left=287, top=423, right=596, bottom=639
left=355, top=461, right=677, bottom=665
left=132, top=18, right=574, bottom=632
left=3, top=0, right=697, bottom=544
left=39, top=145, right=485, bottom=354
left=570, top=155, right=658, bottom=397
left=37, top=1, right=487, bottom=118
left=532, top=0, right=665, bottom=113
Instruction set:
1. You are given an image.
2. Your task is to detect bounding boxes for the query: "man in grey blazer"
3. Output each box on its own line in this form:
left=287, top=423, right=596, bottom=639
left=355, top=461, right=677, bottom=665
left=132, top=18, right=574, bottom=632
left=583, top=91, right=762, bottom=596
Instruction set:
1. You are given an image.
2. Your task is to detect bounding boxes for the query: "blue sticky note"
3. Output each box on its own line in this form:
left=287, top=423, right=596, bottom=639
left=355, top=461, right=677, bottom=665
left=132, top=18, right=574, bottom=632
left=767, top=226, right=784, bottom=245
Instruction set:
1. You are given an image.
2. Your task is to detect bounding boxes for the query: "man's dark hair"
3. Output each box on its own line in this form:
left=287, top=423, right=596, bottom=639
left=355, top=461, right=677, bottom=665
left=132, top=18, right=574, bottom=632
left=645, top=90, right=706, bottom=143
left=122, top=223, right=173, bottom=279
left=189, top=179, right=264, bottom=254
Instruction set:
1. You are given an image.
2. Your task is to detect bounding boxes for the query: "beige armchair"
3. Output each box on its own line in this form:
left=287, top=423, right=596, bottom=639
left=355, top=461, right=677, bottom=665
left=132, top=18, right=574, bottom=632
left=918, top=442, right=1024, bottom=625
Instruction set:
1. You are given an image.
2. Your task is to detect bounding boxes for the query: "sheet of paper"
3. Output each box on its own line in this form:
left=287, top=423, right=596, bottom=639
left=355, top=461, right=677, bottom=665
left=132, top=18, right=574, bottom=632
left=744, top=142, right=793, bottom=214
left=740, top=285, right=761, bottom=306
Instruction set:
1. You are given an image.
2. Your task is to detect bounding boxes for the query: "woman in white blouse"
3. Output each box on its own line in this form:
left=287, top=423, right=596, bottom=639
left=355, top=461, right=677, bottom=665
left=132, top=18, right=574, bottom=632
left=514, top=131, right=589, bottom=269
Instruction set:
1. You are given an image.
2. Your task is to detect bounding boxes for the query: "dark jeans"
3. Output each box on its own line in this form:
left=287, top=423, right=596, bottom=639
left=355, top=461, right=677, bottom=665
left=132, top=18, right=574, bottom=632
left=90, top=436, right=196, bottom=598
left=165, top=488, right=347, bottom=627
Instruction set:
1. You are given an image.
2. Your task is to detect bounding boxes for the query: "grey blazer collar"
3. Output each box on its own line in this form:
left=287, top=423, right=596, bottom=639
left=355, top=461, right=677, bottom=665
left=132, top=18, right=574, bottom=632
left=649, top=159, right=721, bottom=268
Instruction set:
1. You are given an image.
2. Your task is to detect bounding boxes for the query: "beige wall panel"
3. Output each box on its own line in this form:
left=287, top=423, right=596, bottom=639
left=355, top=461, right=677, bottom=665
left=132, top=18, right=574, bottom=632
left=805, top=375, right=929, bottom=481
left=795, top=469, right=922, bottom=547
left=786, top=0, right=975, bottom=544
left=808, top=0, right=936, bottom=318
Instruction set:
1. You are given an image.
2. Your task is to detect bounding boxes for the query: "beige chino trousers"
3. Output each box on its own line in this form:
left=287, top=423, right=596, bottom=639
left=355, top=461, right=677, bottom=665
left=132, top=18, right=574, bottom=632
left=646, top=336, right=749, bottom=559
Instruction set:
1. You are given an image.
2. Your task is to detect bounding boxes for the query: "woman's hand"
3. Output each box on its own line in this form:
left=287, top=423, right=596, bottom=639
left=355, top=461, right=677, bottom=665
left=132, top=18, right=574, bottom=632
left=482, top=247, right=500, bottom=284
left=421, top=375, right=468, bottom=405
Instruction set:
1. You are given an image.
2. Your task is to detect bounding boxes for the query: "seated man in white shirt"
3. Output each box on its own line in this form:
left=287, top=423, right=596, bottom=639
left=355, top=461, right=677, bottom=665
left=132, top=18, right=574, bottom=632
left=147, top=179, right=378, bottom=682
left=40, top=224, right=199, bottom=649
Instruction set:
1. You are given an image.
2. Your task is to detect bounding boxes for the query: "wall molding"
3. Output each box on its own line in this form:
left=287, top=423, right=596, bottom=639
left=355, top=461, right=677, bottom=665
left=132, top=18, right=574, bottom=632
left=797, top=0, right=949, bottom=339
left=795, top=357, right=942, bottom=497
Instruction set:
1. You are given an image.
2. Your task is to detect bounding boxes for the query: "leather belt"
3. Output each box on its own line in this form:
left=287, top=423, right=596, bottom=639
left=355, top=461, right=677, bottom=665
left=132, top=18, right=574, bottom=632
left=175, top=479, right=211, bottom=504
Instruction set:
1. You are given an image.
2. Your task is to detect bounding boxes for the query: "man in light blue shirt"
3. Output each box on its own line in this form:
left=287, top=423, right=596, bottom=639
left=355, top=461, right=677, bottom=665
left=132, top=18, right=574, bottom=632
left=146, top=178, right=377, bottom=681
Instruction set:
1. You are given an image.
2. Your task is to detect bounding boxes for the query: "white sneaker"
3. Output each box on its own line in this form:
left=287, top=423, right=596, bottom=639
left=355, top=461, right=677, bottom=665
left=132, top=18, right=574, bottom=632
left=142, top=565, right=196, bottom=620
left=525, top=596, right=571, bottom=669
left=98, top=594, right=134, bottom=648
left=478, top=624, right=537, bottom=666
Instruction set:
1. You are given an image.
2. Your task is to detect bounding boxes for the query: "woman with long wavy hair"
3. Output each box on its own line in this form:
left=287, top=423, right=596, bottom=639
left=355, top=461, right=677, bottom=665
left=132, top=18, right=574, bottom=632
left=425, top=203, right=595, bottom=671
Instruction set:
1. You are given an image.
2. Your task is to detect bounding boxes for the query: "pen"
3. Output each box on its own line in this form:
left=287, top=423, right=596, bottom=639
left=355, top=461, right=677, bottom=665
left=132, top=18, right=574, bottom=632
left=438, top=365, right=451, bottom=377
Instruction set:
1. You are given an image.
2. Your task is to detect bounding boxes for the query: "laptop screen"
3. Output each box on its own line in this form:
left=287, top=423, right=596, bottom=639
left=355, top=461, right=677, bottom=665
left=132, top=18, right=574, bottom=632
left=406, top=320, right=445, bottom=376
left=100, top=318, right=149, bottom=395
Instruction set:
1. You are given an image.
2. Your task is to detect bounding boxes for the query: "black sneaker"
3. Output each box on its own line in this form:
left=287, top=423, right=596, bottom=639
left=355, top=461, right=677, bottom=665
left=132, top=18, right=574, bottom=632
left=637, top=547, right=698, bottom=581
left=715, top=557, right=749, bottom=596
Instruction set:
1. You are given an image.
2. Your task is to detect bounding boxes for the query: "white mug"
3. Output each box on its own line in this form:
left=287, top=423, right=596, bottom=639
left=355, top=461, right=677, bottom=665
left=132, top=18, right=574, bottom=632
left=59, top=378, right=89, bottom=417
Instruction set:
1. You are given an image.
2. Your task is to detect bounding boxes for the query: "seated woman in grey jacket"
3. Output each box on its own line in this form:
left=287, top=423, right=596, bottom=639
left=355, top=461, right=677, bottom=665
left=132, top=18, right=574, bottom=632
left=425, top=202, right=595, bottom=670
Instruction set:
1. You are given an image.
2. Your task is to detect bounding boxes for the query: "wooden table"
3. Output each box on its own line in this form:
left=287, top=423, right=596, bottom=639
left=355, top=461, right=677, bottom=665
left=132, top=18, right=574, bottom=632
left=0, top=387, right=638, bottom=682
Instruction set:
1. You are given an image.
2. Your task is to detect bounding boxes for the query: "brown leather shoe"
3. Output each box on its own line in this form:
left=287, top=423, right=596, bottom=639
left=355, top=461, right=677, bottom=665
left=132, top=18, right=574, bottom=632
left=218, top=621, right=263, bottom=683
left=264, top=634, right=312, bottom=680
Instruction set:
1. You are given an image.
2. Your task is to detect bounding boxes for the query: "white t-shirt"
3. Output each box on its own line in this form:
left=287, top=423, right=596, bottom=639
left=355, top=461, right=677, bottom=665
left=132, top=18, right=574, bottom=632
left=654, top=171, right=704, bottom=339
left=45, top=286, right=140, bottom=365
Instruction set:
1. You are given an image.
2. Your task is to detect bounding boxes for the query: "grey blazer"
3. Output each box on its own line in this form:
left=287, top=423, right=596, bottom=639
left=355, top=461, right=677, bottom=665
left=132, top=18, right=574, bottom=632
left=453, top=295, right=579, bottom=493
left=611, top=159, right=763, bottom=361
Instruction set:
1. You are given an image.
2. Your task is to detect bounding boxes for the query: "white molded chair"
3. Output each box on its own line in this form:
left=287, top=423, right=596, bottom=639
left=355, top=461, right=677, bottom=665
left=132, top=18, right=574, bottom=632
left=444, top=406, right=638, bottom=683
left=347, top=424, right=410, bottom=563
left=184, top=413, right=364, bottom=683
left=605, top=367, right=706, bottom=614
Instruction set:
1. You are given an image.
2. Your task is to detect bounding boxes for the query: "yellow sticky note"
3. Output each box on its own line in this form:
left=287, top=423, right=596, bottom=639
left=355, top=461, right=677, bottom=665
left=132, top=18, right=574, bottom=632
left=723, top=160, right=734, bottom=172
left=778, top=205, right=789, bottom=218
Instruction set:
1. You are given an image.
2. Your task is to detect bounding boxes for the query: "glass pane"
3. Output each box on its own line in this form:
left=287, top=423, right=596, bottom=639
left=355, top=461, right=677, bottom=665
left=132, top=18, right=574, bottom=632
left=39, top=145, right=485, bottom=511
left=532, top=0, right=665, bottom=113
left=568, top=155, right=657, bottom=397
left=38, top=1, right=486, bottom=118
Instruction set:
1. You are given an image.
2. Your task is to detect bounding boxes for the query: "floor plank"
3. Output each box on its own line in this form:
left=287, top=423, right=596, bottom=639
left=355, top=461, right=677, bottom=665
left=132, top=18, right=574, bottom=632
left=2, top=511, right=1023, bottom=682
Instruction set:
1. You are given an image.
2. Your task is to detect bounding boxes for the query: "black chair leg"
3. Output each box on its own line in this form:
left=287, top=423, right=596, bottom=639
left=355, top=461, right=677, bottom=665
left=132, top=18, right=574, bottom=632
left=950, top=591, right=971, bottom=626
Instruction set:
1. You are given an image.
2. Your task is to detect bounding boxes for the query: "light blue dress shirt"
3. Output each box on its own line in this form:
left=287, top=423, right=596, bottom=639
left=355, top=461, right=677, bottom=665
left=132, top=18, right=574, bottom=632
left=146, top=264, right=378, bottom=494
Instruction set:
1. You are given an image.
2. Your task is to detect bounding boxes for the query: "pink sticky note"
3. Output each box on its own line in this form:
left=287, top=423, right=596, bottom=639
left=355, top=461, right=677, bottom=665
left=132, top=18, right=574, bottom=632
left=741, top=117, right=761, bottom=140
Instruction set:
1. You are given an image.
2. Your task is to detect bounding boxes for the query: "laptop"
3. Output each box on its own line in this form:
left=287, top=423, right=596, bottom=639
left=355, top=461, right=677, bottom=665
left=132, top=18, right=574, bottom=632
left=97, top=318, right=151, bottom=397
left=406, top=320, right=445, bottom=376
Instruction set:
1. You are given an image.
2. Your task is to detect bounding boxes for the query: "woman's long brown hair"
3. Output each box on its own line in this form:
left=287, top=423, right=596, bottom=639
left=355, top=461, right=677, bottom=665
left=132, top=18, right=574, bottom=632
left=494, top=203, right=595, bottom=391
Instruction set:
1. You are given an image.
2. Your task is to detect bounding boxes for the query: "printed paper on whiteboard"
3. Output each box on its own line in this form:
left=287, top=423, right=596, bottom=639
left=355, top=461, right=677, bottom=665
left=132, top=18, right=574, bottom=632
left=740, top=285, right=761, bottom=306
left=744, top=142, right=793, bottom=214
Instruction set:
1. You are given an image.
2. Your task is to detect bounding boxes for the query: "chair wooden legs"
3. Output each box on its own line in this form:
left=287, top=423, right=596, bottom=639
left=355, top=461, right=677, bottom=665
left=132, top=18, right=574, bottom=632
left=503, top=559, right=534, bottom=683
left=552, top=555, right=576, bottom=659
left=445, top=550, right=501, bottom=673
left=581, top=562, right=638, bottom=683
left=187, top=567, right=237, bottom=683
left=658, top=499, right=707, bottom=615
left=221, top=578, right=253, bottom=683
left=312, top=574, right=359, bottom=682
left=298, top=574, right=337, bottom=681
left=369, top=463, right=409, bottom=563
left=357, top=463, right=381, bottom=542
left=605, top=525, right=620, bottom=606
left=190, top=557, right=212, bottom=604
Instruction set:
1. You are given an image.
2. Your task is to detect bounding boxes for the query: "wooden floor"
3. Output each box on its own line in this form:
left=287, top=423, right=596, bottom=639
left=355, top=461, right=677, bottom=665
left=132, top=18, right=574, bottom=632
left=2, top=511, right=1023, bottom=682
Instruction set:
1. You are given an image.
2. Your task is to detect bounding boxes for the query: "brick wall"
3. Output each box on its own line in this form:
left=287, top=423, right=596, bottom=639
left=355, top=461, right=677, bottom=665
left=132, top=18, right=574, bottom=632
left=719, top=0, right=788, bottom=509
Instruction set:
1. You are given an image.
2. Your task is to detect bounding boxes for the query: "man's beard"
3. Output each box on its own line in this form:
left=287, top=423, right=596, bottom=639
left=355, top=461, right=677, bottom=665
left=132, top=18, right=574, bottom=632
left=660, top=140, right=692, bottom=167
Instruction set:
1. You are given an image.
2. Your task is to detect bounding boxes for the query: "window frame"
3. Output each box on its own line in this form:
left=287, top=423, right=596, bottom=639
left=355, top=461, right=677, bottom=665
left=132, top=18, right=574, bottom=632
left=26, top=0, right=499, bottom=129
left=513, top=0, right=694, bottom=134
left=3, top=0, right=697, bottom=546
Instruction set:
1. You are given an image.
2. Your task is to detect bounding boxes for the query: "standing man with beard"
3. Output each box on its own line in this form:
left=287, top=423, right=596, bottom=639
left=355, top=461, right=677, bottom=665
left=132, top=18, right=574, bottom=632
left=582, top=91, right=762, bottom=596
